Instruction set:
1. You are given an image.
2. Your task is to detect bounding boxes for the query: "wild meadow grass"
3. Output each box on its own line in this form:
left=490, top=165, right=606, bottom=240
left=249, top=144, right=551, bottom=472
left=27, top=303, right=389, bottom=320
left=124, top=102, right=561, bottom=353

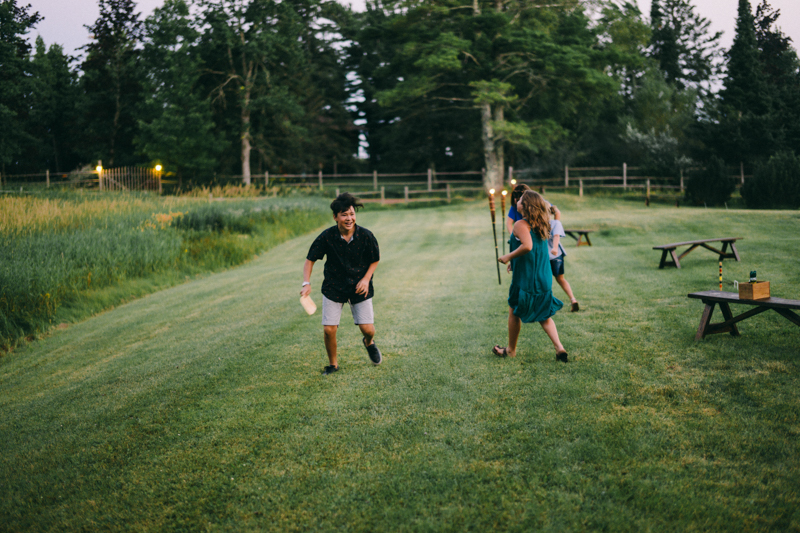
left=0, top=191, right=330, bottom=347
left=0, top=195, right=798, bottom=531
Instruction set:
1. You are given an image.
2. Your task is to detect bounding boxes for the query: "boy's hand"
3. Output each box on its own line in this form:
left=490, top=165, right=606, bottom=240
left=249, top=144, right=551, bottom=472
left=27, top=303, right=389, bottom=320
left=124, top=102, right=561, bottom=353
left=355, top=278, right=370, bottom=296
left=300, top=284, right=311, bottom=297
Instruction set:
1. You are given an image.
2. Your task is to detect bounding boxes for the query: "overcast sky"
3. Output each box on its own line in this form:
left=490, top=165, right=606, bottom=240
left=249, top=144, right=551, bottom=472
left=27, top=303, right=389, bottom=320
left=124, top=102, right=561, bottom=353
left=25, top=0, right=800, bottom=61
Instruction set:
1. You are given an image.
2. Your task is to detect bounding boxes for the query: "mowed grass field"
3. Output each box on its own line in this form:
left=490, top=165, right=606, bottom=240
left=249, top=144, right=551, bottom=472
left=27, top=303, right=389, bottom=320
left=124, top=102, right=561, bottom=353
left=1, top=195, right=799, bottom=531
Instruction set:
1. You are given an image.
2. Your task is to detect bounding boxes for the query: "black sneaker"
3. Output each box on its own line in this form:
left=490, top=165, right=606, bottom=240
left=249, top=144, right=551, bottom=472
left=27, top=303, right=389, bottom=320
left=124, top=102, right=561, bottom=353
left=363, top=338, right=382, bottom=365
left=556, top=352, right=569, bottom=363
left=322, top=365, right=339, bottom=375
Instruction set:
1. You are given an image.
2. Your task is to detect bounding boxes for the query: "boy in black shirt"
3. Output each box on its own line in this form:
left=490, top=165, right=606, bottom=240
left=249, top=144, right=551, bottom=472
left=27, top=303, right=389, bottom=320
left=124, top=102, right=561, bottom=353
left=301, top=193, right=381, bottom=375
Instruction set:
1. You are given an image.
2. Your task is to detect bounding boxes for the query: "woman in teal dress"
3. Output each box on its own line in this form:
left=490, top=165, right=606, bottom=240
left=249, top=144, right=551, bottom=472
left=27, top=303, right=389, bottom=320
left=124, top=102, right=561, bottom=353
left=493, top=190, right=568, bottom=362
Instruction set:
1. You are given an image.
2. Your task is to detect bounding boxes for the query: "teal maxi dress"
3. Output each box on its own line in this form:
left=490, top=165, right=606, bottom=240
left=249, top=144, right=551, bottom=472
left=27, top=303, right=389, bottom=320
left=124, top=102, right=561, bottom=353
left=508, top=229, right=563, bottom=323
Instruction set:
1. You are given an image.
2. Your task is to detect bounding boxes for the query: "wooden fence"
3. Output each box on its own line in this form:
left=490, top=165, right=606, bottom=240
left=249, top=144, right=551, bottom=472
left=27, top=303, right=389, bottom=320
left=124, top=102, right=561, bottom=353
left=1, top=162, right=752, bottom=199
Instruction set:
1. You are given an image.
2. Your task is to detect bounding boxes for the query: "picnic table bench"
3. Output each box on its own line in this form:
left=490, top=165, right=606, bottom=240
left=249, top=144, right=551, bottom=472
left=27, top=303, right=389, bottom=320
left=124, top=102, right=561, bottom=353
left=654, top=237, right=742, bottom=269
left=563, top=229, right=592, bottom=247
left=688, top=291, right=800, bottom=340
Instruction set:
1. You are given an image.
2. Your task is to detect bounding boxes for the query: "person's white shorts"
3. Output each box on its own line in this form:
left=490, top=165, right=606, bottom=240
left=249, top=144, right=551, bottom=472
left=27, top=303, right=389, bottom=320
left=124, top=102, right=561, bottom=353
left=322, top=295, right=374, bottom=326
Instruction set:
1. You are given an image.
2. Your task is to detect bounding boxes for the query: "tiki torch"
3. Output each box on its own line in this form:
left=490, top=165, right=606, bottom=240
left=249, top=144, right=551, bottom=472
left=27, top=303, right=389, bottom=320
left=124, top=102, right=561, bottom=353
left=500, top=189, right=507, bottom=255
left=489, top=189, right=502, bottom=285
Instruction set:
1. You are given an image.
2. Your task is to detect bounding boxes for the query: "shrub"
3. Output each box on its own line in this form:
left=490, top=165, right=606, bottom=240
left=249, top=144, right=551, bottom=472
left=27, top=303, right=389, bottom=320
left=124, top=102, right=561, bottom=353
left=685, top=156, right=736, bottom=206
left=741, top=151, right=800, bottom=209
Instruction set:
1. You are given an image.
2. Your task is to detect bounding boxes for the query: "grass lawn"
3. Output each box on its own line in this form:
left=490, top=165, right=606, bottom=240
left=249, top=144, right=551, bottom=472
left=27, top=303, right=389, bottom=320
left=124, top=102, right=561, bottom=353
left=1, top=195, right=798, bottom=531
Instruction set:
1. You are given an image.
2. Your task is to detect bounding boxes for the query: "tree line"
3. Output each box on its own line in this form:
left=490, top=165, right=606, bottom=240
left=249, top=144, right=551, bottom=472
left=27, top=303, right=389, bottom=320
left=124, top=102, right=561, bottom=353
left=1, top=0, right=798, bottom=198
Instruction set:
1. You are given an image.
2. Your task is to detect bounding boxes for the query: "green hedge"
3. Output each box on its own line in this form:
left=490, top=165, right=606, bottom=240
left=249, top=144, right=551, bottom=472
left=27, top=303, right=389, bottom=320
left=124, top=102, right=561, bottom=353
left=742, top=151, right=800, bottom=209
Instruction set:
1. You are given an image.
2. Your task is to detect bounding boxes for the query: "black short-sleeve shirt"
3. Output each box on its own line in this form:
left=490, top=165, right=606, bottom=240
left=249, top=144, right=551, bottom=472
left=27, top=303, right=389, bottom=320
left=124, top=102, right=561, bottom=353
left=306, top=225, right=380, bottom=304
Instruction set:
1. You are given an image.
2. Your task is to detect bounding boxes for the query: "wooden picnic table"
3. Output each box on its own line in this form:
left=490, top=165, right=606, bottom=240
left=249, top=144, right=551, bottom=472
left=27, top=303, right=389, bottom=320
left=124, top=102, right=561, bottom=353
left=688, top=291, right=800, bottom=340
left=563, top=229, right=592, bottom=247
left=654, top=237, right=742, bottom=269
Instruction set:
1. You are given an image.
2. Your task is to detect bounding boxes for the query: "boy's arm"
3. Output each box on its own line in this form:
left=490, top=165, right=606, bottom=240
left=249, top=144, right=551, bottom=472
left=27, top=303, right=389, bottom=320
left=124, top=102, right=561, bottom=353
left=552, top=205, right=561, bottom=221
left=301, top=259, right=315, bottom=296
left=551, top=234, right=560, bottom=256
left=355, top=261, right=379, bottom=296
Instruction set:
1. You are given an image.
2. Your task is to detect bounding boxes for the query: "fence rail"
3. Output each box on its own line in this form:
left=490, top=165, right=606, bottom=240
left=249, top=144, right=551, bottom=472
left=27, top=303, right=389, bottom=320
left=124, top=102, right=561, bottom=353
left=1, top=163, right=753, bottom=201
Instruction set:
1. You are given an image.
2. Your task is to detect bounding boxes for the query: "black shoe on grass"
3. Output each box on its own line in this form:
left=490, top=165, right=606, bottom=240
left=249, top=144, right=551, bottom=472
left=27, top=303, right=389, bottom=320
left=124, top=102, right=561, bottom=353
left=556, top=352, right=569, bottom=363
left=322, top=365, right=339, bottom=375
left=363, top=338, right=382, bottom=365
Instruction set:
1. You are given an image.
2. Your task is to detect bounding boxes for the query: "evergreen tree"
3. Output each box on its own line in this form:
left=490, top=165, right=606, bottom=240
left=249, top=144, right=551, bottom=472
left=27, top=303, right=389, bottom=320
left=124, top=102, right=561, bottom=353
left=716, top=0, right=774, bottom=163
left=28, top=37, right=82, bottom=173
left=648, top=0, right=721, bottom=93
left=753, top=0, right=800, bottom=153
left=0, top=0, right=41, bottom=172
left=79, top=0, right=145, bottom=167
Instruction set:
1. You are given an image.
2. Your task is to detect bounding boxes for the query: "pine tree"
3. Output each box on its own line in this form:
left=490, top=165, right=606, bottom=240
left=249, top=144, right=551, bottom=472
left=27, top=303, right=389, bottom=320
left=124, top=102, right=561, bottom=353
left=648, top=0, right=721, bottom=93
left=79, top=0, right=146, bottom=167
left=0, top=0, right=42, bottom=171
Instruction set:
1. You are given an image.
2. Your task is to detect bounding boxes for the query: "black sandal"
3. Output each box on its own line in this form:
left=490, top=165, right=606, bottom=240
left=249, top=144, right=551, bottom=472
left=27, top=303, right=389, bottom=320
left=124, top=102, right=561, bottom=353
left=492, top=345, right=509, bottom=357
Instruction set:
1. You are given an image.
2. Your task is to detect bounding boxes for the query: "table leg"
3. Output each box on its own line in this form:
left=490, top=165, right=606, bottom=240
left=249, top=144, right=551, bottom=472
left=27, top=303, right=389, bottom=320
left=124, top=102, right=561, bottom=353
left=670, top=249, right=681, bottom=269
left=659, top=250, right=669, bottom=269
left=584, top=233, right=592, bottom=246
left=730, top=242, right=741, bottom=262
left=775, top=308, right=800, bottom=327
left=718, top=302, right=741, bottom=336
left=695, top=302, right=716, bottom=340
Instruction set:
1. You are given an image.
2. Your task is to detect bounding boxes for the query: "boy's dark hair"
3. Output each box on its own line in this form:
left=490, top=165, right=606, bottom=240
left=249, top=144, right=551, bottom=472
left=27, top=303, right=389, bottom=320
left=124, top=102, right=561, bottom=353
left=330, top=192, right=363, bottom=215
left=510, top=183, right=531, bottom=204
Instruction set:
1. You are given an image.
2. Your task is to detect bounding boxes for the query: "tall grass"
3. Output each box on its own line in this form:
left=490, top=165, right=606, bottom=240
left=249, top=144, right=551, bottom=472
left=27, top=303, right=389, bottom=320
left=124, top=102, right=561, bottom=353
left=0, top=193, right=329, bottom=347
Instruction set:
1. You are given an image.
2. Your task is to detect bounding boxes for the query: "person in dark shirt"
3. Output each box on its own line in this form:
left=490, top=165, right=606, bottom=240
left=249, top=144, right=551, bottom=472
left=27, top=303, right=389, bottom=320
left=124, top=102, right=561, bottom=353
left=301, top=193, right=381, bottom=375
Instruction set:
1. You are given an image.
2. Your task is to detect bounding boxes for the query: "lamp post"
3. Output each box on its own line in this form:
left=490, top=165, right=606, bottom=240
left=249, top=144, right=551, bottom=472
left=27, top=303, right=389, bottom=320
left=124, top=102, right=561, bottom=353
left=488, top=188, right=502, bottom=285
left=155, top=164, right=163, bottom=194
left=501, top=190, right=507, bottom=254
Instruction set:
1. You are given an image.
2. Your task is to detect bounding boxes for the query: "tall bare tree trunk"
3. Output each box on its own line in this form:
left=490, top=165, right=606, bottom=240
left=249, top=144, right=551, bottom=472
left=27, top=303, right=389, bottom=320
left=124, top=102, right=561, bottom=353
left=481, top=101, right=500, bottom=190
left=241, top=88, right=252, bottom=185
left=494, top=106, right=505, bottom=185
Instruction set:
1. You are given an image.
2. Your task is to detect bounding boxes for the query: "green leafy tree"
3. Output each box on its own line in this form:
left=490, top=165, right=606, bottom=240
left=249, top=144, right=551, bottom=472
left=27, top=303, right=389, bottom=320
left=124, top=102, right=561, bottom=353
left=79, top=0, right=145, bottom=167
left=137, top=0, right=222, bottom=185
left=0, top=0, right=41, bottom=172
left=367, top=0, right=614, bottom=189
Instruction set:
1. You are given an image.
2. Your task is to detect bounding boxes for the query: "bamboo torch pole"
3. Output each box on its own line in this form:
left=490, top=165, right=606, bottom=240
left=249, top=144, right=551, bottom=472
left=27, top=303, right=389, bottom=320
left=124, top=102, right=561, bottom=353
left=489, top=189, right=502, bottom=285
left=500, top=189, right=507, bottom=255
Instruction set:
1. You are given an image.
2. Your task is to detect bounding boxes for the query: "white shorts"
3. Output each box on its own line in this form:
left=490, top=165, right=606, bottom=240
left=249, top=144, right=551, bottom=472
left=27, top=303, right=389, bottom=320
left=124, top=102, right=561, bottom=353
left=322, top=295, right=374, bottom=326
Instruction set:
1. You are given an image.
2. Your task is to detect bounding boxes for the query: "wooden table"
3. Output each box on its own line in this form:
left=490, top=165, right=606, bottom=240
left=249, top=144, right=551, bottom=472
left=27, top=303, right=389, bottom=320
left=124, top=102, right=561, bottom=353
left=688, top=291, right=800, bottom=340
left=654, top=237, right=742, bottom=269
left=564, top=229, right=592, bottom=246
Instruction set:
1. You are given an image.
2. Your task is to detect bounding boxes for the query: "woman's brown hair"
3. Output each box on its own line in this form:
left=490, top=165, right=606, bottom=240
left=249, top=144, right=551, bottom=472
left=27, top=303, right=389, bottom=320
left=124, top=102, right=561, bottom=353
left=517, top=190, right=550, bottom=241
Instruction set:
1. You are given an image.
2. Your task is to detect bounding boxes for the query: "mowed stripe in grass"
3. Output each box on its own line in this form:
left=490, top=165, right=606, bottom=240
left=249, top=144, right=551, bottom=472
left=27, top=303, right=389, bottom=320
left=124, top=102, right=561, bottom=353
left=1, top=197, right=798, bottom=531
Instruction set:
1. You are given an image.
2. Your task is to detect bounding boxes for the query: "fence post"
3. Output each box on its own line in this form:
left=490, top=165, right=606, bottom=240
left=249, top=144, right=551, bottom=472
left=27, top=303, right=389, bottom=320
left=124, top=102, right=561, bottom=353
left=319, top=170, right=323, bottom=190
left=564, top=165, right=569, bottom=187
left=381, top=186, right=385, bottom=205
left=740, top=162, right=744, bottom=185
left=427, top=168, right=432, bottom=192
left=265, top=171, right=269, bottom=188
left=404, top=186, right=409, bottom=203
left=373, top=170, right=378, bottom=191
left=579, top=179, right=583, bottom=197
left=646, top=178, right=651, bottom=198
left=508, top=166, right=513, bottom=185
left=446, top=183, right=451, bottom=203
left=623, top=162, right=627, bottom=190
left=336, top=188, right=340, bottom=197
left=46, top=169, right=50, bottom=188
left=680, top=169, right=684, bottom=193
left=98, top=167, right=103, bottom=191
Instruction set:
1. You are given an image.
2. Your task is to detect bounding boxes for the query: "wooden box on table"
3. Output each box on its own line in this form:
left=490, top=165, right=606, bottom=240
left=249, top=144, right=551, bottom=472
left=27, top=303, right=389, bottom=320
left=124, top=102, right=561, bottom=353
left=739, top=281, right=770, bottom=300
